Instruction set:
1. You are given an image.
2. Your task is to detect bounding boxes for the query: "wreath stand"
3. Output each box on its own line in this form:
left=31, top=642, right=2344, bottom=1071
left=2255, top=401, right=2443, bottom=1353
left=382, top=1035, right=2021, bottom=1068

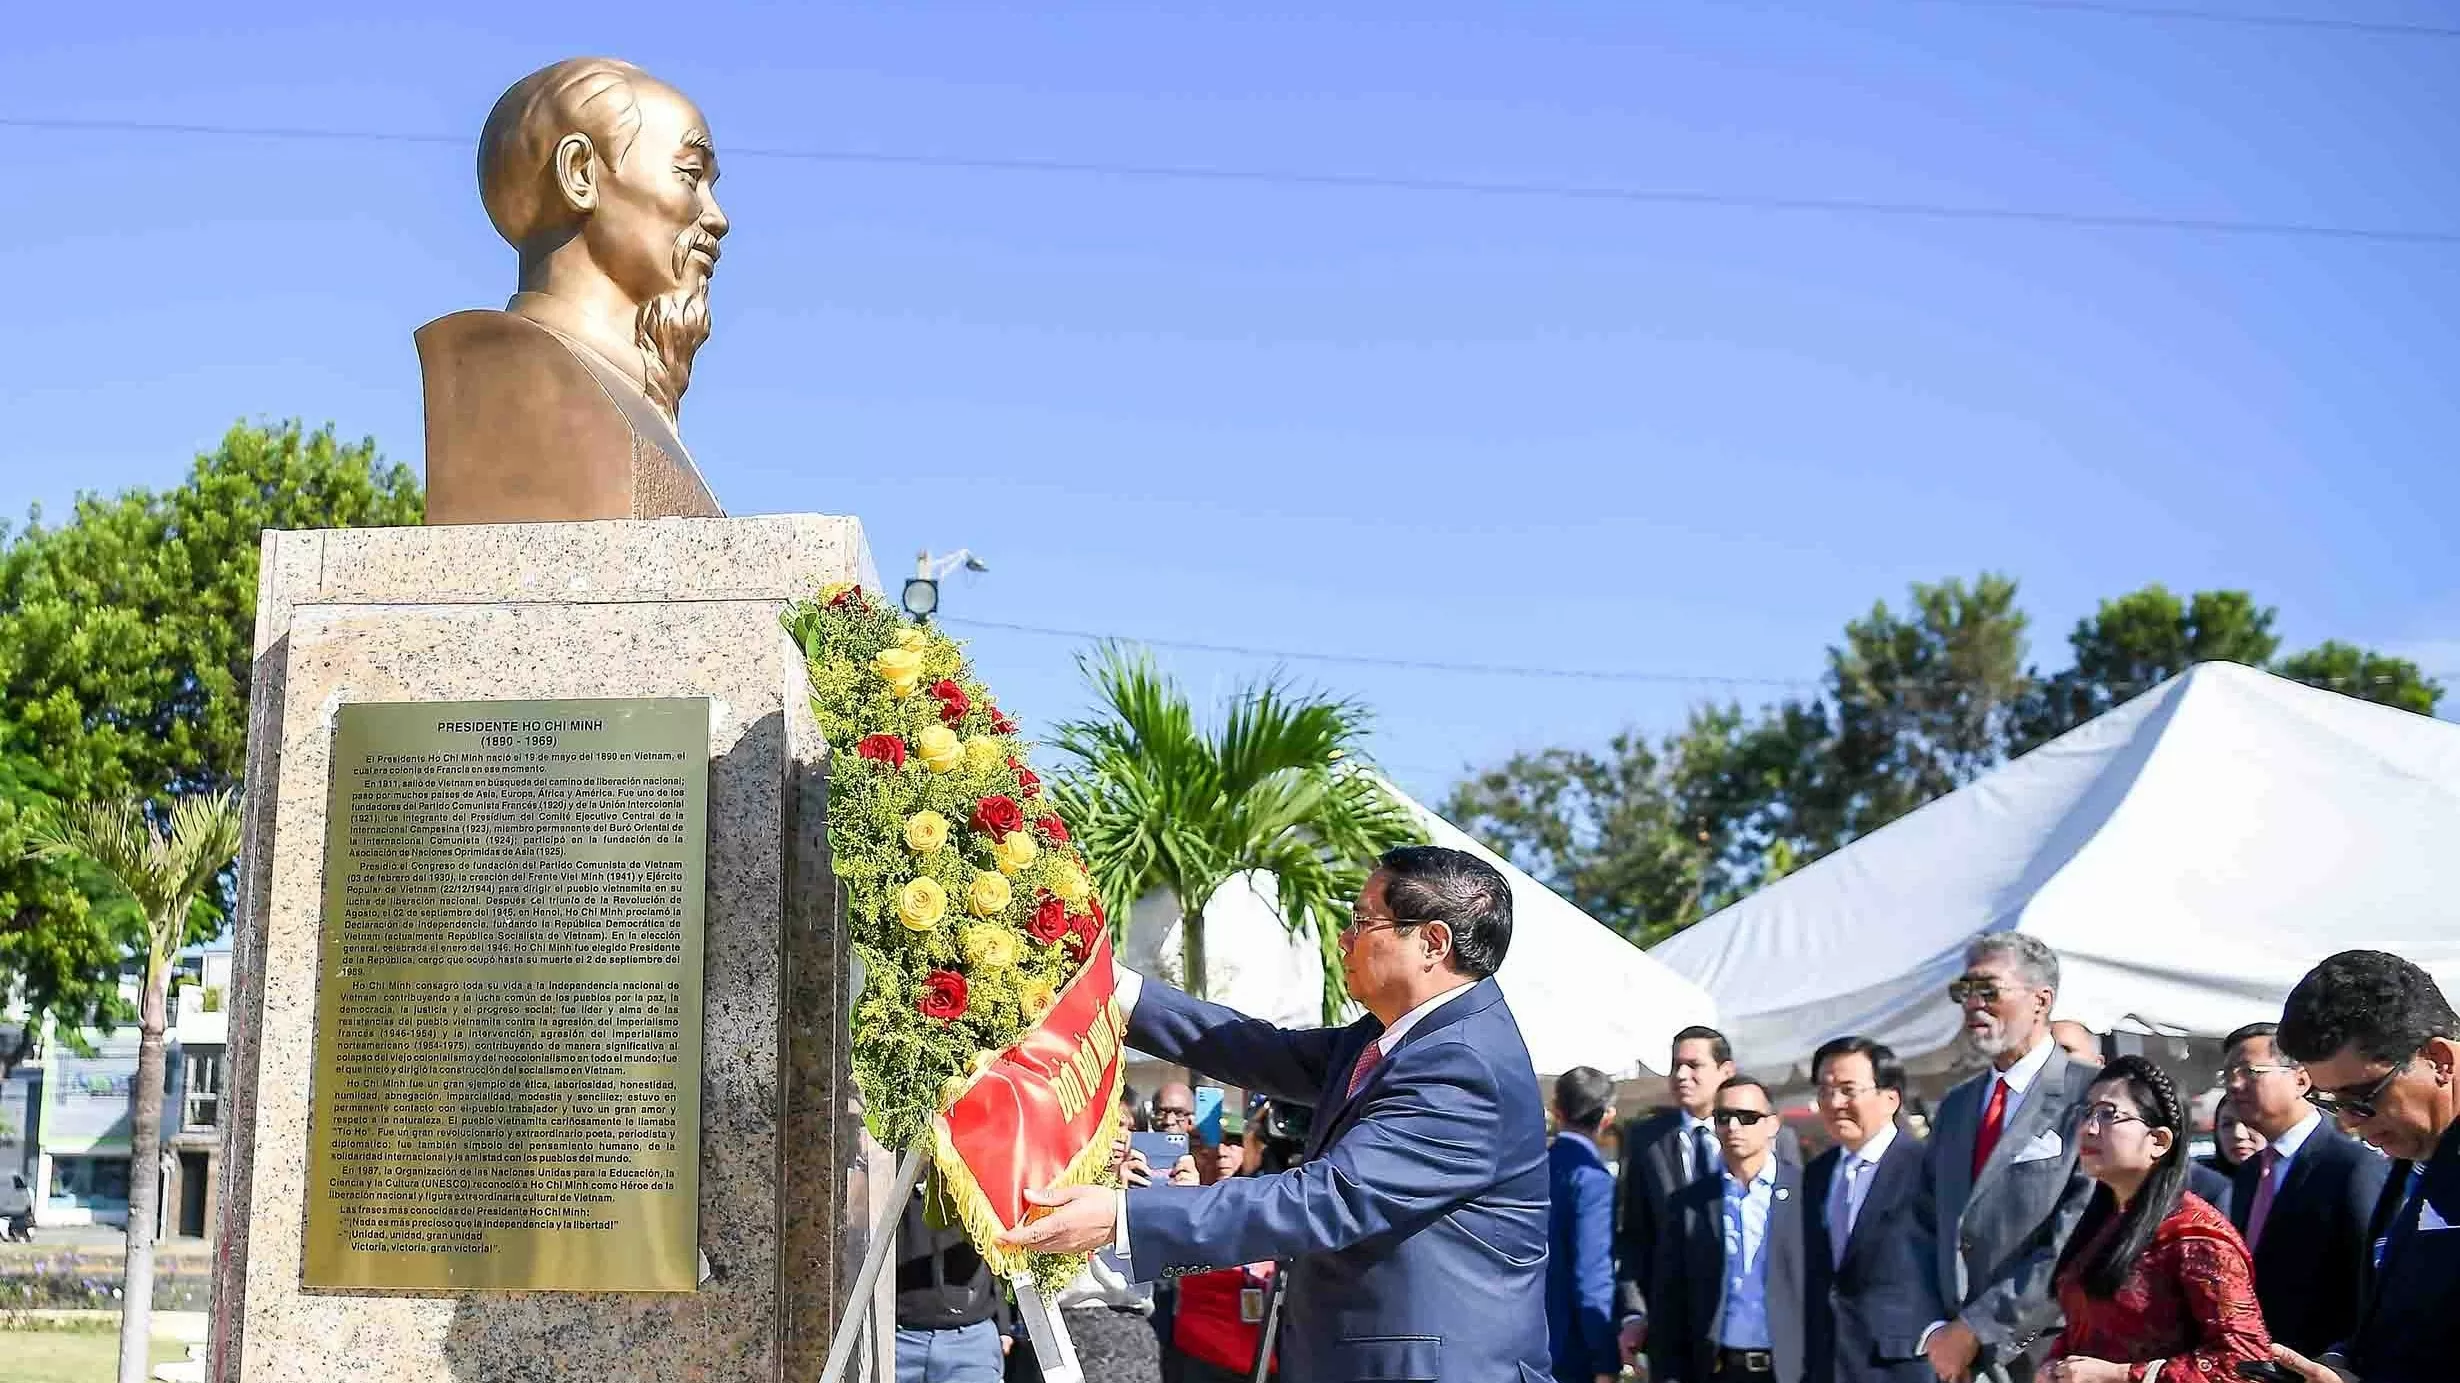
left=815, top=1148, right=1086, bottom=1383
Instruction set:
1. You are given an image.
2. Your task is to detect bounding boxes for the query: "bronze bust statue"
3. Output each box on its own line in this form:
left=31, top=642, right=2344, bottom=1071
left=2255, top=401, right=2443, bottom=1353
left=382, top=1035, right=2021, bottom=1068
left=419, top=57, right=730, bottom=524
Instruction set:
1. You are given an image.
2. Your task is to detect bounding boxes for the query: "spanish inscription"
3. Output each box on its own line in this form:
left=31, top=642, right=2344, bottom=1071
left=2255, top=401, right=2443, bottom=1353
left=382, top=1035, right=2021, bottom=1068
left=305, top=698, right=708, bottom=1292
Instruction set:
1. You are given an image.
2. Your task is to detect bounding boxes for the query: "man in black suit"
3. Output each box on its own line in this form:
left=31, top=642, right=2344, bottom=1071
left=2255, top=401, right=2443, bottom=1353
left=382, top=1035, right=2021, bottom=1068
left=1649, top=1075, right=1805, bottom=1383
left=2219, top=1020, right=2387, bottom=1358
left=1801, top=1037, right=1929, bottom=1383
left=1617, top=1026, right=1800, bottom=1366
left=2270, top=951, right=2460, bottom=1383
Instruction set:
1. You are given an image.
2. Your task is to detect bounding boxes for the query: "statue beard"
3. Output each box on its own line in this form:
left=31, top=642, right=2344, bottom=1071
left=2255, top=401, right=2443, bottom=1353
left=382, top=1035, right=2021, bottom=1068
left=635, top=227, right=718, bottom=424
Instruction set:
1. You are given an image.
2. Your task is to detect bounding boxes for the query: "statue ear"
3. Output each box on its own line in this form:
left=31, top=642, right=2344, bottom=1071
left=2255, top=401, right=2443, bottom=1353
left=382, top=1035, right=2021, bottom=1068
left=553, top=133, right=598, bottom=213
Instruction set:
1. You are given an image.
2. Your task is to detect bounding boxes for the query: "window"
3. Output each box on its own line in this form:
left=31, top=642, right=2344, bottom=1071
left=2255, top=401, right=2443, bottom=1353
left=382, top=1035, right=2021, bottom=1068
left=183, top=1050, right=223, bottom=1130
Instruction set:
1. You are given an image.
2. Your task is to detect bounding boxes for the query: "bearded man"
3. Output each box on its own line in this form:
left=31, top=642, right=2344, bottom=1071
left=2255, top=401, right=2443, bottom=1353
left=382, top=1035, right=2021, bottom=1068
left=419, top=56, right=731, bottom=523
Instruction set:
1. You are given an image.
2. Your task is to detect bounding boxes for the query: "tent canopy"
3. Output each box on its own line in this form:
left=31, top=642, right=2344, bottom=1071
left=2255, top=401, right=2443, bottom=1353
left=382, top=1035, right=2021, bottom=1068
left=1651, top=662, right=2460, bottom=1076
left=1125, top=776, right=1716, bottom=1079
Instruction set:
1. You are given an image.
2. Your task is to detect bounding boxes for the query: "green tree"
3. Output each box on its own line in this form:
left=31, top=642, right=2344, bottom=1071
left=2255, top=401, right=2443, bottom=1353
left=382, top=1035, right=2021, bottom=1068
left=1050, top=646, right=1423, bottom=1020
left=27, top=791, right=243, bottom=1383
left=0, top=421, right=418, bottom=1061
left=2014, top=585, right=2281, bottom=750
left=2273, top=640, right=2443, bottom=715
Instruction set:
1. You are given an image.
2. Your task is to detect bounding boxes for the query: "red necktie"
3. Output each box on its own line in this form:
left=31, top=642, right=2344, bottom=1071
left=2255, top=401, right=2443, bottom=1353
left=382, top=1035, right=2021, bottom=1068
left=1971, top=1076, right=2009, bottom=1180
left=1345, top=1041, right=1383, bottom=1100
left=2244, top=1147, right=2282, bottom=1249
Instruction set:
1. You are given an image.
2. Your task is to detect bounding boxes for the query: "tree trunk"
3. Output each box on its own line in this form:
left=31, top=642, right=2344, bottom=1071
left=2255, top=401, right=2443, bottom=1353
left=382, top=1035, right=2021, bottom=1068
left=1182, top=905, right=1207, bottom=1000
left=118, top=952, right=169, bottom=1383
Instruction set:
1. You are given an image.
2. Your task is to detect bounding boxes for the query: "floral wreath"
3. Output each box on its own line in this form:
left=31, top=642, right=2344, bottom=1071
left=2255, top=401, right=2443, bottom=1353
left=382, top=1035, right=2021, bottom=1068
left=787, top=582, right=1118, bottom=1287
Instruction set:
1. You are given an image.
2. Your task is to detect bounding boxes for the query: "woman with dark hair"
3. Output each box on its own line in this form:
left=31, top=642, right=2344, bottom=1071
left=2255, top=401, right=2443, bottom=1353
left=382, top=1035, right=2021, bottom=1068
left=2044, top=1056, right=2270, bottom=1383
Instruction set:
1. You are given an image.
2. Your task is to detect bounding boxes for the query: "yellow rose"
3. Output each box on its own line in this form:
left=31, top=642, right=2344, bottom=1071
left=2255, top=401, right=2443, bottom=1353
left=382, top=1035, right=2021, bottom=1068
left=917, top=725, right=964, bottom=773
left=961, top=923, right=1021, bottom=970
left=887, top=676, right=921, bottom=700
left=873, top=645, right=924, bottom=690
left=897, top=627, right=930, bottom=653
left=1049, top=861, right=1092, bottom=906
left=1019, top=976, right=1057, bottom=1021
left=819, top=580, right=858, bottom=604
left=904, top=810, right=950, bottom=853
left=963, top=735, right=1005, bottom=773
left=897, top=877, right=948, bottom=932
left=967, top=870, right=1012, bottom=917
left=994, top=830, right=1039, bottom=876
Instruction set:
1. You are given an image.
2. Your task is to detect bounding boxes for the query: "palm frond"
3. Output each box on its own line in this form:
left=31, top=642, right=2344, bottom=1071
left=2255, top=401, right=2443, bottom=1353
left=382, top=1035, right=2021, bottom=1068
left=26, top=790, right=242, bottom=956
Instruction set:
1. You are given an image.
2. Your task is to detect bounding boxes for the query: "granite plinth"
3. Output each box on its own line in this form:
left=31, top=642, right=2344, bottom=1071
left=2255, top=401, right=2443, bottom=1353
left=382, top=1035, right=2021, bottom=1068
left=210, top=515, right=885, bottom=1382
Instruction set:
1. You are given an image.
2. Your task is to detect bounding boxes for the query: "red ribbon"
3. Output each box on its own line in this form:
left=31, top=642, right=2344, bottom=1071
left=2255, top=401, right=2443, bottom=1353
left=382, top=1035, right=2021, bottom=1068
left=938, top=931, right=1125, bottom=1230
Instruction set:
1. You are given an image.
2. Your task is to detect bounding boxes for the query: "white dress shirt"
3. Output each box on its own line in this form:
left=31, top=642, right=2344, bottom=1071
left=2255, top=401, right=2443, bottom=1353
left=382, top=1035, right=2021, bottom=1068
left=1829, top=1120, right=1899, bottom=1246
left=2261, top=1107, right=2324, bottom=1189
left=1108, top=968, right=1476, bottom=1261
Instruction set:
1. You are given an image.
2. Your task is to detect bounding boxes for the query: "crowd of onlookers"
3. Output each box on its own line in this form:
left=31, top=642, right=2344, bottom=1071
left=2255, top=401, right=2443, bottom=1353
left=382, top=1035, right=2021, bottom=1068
left=889, top=938, right=2458, bottom=1383
left=1549, top=939, right=2457, bottom=1383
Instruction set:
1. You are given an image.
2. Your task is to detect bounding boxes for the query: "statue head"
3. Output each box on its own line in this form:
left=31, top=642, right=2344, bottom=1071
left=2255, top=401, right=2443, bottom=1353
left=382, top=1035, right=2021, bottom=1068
left=478, top=58, right=728, bottom=422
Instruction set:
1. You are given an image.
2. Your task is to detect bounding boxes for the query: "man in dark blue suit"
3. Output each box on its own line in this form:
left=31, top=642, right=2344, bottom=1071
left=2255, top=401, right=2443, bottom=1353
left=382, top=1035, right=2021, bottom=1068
left=2218, top=1020, right=2387, bottom=1359
left=2269, top=950, right=2460, bottom=1383
left=1648, top=1075, right=1806, bottom=1383
left=1001, top=845, right=1552, bottom=1383
left=1546, top=1066, right=1621, bottom=1383
left=1799, top=1037, right=1929, bottom=1383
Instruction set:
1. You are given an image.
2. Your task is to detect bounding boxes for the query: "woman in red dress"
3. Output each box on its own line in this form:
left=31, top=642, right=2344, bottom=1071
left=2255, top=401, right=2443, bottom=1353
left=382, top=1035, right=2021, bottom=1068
left=2043, top=1054, right=2271, bottom=1383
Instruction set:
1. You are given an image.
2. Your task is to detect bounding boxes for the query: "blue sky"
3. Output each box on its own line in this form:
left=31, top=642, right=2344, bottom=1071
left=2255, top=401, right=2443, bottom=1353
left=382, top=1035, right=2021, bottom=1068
left=6, top=1, right=2458, bottom=803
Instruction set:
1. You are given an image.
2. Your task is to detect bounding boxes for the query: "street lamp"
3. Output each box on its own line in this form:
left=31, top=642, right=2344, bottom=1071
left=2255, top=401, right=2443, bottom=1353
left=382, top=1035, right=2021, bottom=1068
left=903, top=548, right=989, bottom=622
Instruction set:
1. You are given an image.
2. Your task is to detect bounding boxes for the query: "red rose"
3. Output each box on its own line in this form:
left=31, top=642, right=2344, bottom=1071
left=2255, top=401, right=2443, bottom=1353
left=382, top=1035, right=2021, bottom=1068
left=989, top=708, right=1019, bottom=735
left=1034, top=816, right=1070, bottom=845
left=971, top=795, right=1025, bottom=839
left=1069, top=904, right=1104, bottom=953
left=855, top=734, right=906, bottom=769
left=919, top=970, right=969, bottom=1021
left=828, top=585, right=863, bottom=609
left=1028, top=896, right=1070, bottom=944
left=931, top=679, right=970, bottom=723
left=1011, top=762, right=1042, bottom=798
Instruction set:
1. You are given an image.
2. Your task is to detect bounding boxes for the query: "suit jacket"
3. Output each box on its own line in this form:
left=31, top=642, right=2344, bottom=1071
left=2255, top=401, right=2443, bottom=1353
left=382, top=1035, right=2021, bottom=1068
left=1616, top=1108, right=1802, bottom=1322
left=2188, top=1159, right=2235, bottom=1221
left=2226, top=1121, right=2388, bottom=1357
left=2340, top=1118, right=2460, bottom=1382
left=1646, top=1157, right=1808, bottom=1383
left=1546, top=1131, right=1620, bottom=1382
left=1123, top=978, right=1552, bottom=1383
left=1901, top=1046, right=2097, bottom=1383
left=1803, top=1132, right=1933, bottom=1383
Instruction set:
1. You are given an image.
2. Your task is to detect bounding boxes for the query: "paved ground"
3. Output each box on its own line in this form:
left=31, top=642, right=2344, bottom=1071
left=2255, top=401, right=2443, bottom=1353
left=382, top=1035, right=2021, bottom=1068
left=2, top=1228, right=215, bottom=1260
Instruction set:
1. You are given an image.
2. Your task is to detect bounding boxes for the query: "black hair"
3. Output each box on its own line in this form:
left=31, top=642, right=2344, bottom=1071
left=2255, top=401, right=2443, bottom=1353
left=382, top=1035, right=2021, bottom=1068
left=2057, top=1054, right=2188, bottom=1299
left=1377, top=844, right=1513, bottom=979
left=1672, top=1025, right=1733, bottom=1067
left=2278, top=950, right=2459, bottom=1066
left=1810, top=1035, right=1906, bottom=1095
left=1554, top=1066, right=1616, bottom=1131
left=2221, top=1022, right=2279, bottom=1056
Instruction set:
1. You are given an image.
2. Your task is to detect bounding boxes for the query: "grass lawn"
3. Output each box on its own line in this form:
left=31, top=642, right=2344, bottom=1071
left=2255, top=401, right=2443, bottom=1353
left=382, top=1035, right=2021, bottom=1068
left=4, top=1330, right=189, bottom=1383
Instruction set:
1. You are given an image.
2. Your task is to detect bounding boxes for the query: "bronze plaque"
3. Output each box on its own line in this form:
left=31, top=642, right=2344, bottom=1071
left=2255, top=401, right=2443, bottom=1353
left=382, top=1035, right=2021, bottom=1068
left=304, top=698, right=709, bottom=1292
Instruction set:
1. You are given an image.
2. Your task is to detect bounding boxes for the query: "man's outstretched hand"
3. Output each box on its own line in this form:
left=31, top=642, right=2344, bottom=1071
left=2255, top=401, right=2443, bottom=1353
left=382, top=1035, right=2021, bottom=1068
left=994, top=1184, right=1119, bottom=1256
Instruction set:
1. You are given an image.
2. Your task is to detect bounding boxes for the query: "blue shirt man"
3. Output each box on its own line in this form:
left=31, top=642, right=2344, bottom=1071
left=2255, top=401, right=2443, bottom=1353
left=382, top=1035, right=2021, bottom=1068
left=1720, top=1155, right=1779, bottom=1351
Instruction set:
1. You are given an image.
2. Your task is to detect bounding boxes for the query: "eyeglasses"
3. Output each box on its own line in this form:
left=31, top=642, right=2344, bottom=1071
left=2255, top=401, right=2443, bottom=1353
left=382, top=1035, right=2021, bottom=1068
left=1814, top=1083, right=1874, bottom=1103
left=1946, top=979, right=2006, bottom=1005
left=1711, top=1108, right=1773, bottom=1127
left=1152, top=1106, right=1195, bottom=1124
left=2217, top=1061, right=2297, bottom=1083
left=1341, top=913, right=1443, bottom=942
left=2304, top=1059, right=2409, bottom=1121
left=2078, top=1102, right=2148, bottom=1131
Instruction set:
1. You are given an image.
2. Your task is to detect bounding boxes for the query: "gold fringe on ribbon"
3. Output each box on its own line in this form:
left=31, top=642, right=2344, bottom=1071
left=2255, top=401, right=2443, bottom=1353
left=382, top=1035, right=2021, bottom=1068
left=930, top=1063, right=1125, bottom=1281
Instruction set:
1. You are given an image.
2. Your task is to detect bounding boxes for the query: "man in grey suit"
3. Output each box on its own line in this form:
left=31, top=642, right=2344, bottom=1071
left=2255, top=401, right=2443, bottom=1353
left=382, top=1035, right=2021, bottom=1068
left=1648, top=1075, right=1806, bottom=1383
left=1899, top=934, right=2095, bottom=1383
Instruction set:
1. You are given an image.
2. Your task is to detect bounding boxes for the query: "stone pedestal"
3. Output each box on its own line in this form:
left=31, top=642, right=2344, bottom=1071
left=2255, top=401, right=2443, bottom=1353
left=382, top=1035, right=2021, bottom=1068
left=210, top=515, right=886, bottom=1382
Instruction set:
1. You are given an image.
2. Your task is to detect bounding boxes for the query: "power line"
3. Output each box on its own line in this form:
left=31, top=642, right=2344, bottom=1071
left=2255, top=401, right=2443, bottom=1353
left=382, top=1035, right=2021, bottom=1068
left=944, top=615, right=2456, bottom=700
left=5, top=114, right=2457, bottom=246
left=1891, top=0, right=2460, bottom=40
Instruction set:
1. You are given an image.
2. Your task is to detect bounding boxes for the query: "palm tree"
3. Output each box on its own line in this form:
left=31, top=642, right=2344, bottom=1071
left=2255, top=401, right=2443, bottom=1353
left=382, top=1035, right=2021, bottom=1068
left=28, top=790, right=242, bottom=1383
left=1050, top=645, right=1423, bottom=1022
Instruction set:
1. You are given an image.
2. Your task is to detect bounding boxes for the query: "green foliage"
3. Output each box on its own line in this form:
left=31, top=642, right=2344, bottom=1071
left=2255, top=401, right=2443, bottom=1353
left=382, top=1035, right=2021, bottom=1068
left=1048, top=645, right=1424, bottom=1022
left=0, top=421, right=417, bottom=1060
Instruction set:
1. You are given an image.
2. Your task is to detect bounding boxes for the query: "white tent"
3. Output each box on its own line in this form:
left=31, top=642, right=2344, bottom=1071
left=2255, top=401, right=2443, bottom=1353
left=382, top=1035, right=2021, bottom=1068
left=1651, top=662, right=2460, bottom=1076
left=1125, top=778, right=1717, bottom=1078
